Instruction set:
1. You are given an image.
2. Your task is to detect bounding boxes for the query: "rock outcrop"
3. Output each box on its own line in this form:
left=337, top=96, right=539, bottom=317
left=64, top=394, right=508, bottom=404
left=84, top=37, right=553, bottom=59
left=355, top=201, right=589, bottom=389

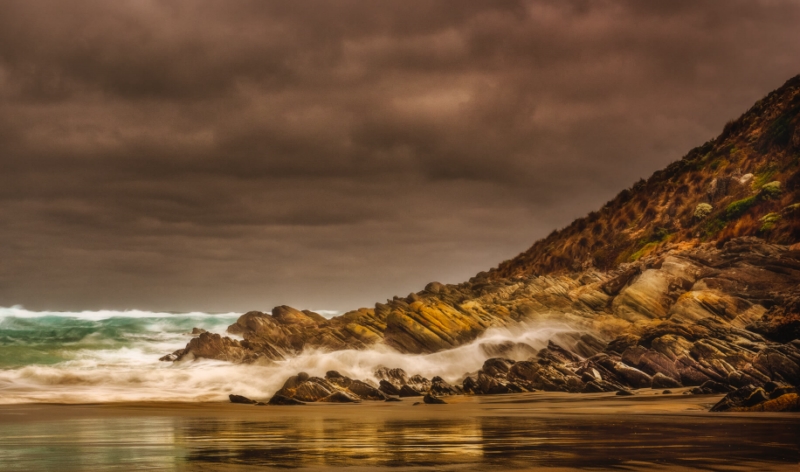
left=162, top=75, right=800, bottom=408
left=167, top=239, right=800, bottom=399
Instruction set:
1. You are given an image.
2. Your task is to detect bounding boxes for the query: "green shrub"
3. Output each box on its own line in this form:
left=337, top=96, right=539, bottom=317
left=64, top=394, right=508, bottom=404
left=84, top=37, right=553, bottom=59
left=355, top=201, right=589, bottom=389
left=753, top=165, right=777, bottom=188
left=702, top=217, right=727, bottom=240
left=759, top=181, right=781, bottom=200
left=760, top=213, right=781, bottom=232
left=726, top=196, right=756, bottom=219
left=694, top=203, right=713, bottom=219
left=630, top=242, right=658, bottom=262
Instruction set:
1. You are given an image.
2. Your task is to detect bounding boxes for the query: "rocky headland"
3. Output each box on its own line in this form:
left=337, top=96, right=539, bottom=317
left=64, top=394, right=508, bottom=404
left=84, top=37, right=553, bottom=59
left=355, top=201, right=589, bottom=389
left=165, top=76, right=800, bottom=412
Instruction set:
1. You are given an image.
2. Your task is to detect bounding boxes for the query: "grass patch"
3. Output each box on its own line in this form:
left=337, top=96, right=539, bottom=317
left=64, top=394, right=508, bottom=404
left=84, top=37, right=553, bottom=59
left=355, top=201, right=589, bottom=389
left=753, top=164, right=778, bottom=189
left=726, top=196, right=757, bottom=220
left=701, top=217, right=727, bottom=240
left=760, top=213, right=782, bottom=232
left=630, top=242, right=659, bottom=261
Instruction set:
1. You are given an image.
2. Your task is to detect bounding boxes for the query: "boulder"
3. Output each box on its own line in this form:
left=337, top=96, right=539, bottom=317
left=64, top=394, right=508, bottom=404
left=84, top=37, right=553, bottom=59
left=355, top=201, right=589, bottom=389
left=288, top=379, right=333, bottom=402
left=320, top=391, right=360, bottom=403
left=429, top=376, right=461, bottom=396
left=423, top=394, right=447, bottom=404
left=482, top=358, right=517, bottom=378
left=267, top=394, right=305, bottom=406
left=325, top=370, right=352, bottom=389
left=610, top=362, right=652, bottom=389
left=398, top=385, right=423, bottom=397
left=374, top=367, right=409, bottom=388
left=651, top=373, right=682, bottom=389
left=711, top=385, right=770, bottom=412
left=379, top=380, right=401, bottom=396
left=229, top=394, right=258, bottom=404
left=407, top=374, right=432, bottom=392
left=347, top=380, right=387, bottom=401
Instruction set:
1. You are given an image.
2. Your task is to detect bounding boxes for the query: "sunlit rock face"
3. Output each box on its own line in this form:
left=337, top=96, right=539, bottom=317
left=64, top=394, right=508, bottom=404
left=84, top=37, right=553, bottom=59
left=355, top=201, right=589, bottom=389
left=171, top=75, right=800, bottom=396
left=172, top=237, right=800, bottom=395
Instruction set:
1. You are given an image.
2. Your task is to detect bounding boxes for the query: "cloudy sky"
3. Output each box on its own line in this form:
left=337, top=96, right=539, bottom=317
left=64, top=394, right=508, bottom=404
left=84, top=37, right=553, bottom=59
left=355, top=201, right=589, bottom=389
left=1, top=1, right=798, bottom=313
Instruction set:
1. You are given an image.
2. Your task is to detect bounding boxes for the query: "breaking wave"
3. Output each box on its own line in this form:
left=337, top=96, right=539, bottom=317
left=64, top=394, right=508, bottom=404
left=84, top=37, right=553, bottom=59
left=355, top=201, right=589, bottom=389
left=0, top=306, right=582, bottom=404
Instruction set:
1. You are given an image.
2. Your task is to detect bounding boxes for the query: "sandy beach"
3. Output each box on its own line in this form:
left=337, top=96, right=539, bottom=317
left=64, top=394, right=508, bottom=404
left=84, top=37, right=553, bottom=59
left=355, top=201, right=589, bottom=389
left=2, top=390, right=798, bottom=471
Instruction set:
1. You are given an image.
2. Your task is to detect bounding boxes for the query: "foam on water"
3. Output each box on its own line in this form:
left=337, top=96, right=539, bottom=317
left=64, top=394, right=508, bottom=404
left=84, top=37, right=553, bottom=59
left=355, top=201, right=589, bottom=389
left=0, top=306, right=583, bottom=404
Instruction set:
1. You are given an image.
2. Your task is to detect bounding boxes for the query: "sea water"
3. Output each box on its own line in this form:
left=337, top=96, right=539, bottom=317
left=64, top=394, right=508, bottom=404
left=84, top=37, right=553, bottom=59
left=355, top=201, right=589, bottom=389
left=0, top=306, right=580, bottom=404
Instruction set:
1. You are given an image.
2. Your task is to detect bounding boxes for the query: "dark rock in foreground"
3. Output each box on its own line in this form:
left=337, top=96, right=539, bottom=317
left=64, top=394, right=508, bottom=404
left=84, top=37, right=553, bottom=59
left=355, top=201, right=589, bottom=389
left=711, top=383, right=800, bottom=412
left=267, top=394, right=305, bottom=405
left=229, top=394, right=258, bottom=404
left=423, top=394, right=447, bottom=404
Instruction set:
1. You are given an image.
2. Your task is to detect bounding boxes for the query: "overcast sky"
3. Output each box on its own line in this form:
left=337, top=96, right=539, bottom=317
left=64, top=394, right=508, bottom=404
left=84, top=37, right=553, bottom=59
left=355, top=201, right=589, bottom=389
left=1, top=1, right=799, bottom=313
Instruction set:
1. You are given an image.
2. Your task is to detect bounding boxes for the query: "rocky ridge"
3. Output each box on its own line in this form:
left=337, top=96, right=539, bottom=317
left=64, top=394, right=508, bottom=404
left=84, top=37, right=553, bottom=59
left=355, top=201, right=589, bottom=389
left=165, top=76, right=800, bottom=411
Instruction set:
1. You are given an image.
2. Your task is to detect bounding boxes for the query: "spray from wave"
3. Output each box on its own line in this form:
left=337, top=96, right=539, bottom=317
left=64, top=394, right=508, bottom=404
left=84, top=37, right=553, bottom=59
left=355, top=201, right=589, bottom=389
left=0, top=306, right=586, bottom=404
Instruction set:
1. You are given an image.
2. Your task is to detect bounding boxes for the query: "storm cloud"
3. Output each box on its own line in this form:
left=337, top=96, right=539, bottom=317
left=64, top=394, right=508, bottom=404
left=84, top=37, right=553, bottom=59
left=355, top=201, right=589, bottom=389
left=1, top=0, right=799, bottom=312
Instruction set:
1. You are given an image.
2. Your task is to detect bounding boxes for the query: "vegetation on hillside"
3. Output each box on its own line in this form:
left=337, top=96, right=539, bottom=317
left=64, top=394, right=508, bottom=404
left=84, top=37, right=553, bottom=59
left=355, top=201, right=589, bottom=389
left=493, top=75, right=800, bottom=278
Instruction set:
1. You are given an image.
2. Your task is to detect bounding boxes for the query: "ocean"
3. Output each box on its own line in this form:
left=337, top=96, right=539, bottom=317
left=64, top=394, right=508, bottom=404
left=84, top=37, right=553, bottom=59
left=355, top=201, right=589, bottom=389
left=2, top=307, right=799, bottom=471
left=0, top=306, right=580, bottom=404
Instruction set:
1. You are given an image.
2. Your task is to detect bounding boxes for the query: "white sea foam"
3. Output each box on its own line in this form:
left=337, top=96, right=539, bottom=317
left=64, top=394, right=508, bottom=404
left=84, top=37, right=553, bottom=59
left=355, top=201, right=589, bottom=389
left=0, top=305, right=242, bottom=321
left=0, top=310, right=584, bottom=404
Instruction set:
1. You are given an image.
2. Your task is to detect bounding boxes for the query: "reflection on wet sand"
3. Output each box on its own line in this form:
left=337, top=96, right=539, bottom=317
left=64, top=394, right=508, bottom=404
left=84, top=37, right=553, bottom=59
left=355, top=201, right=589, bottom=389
left=1, top=392, right=798, bottom=471
left=183, top=417, right=483, bottom=468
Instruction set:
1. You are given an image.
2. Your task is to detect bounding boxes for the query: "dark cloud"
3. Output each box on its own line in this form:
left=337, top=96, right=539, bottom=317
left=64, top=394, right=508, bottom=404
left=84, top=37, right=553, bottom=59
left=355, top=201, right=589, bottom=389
left=1, top=0, right=799, bottom=312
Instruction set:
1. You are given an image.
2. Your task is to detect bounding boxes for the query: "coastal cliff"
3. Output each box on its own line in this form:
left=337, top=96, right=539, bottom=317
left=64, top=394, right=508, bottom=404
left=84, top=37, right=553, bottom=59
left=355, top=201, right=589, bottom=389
left=165, top=75, right=800, bottom=407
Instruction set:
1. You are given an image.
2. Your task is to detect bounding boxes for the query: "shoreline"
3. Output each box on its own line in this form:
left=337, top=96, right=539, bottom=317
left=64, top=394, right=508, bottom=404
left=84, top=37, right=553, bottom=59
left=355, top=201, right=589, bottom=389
left=3, top=391, right=799, bottom=471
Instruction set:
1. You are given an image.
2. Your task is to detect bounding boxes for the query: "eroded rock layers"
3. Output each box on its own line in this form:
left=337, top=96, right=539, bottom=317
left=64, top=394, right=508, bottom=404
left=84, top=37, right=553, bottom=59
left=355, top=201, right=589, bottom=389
left=173, top=238, right=800, bottom=402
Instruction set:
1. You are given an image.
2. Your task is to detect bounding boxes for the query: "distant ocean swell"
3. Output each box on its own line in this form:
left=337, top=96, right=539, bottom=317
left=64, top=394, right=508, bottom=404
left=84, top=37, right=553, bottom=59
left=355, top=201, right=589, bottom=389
left=0, top=306, right=580, bottom=404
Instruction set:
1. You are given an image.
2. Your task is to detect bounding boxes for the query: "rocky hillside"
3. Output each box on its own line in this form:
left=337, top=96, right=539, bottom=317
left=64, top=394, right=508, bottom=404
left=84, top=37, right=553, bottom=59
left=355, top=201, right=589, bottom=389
left=494, top=75, right=800, bottom=277
left=164, top=75, right=800, bottom=407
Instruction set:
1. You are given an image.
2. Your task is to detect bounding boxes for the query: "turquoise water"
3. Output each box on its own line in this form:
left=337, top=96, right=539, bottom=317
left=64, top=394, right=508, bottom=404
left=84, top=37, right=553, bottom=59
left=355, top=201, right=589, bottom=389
left=0, top=307, right=606, bottom=405
left=0, top=307, right=254, bottom=404
left=0, top=308, right=239, bottom=368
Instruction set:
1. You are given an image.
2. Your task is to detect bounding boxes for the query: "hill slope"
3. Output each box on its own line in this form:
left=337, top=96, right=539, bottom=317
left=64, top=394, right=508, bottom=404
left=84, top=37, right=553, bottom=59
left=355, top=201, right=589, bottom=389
left=166, top=76, right=800, bottom=402
left=493, top=75, right=800, bottom=278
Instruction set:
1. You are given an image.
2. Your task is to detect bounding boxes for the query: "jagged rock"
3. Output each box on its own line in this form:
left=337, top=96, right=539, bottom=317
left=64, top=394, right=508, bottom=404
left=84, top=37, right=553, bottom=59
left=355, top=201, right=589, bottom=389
left=281, top=372, right=310, bottom=390
left=325, top=370, right=352, bottom=388
left=423, top=394, right=447, bottom=404
left=652, top=372, right=682, bottom=389
left=538, top=341, right=582, bottom=364
left=347, top=379, right=387, bottom=401
left=292, top=380, right=333, bottom=402
left=320, top=391, right=360, bottom=403
left=159, top=349, right=185, bottom=362
left=398, top=385, right=423, bottom=397
left=574, top=334, right=608, bottom=358
left=622, top=346, right=680, bottom=380
left=737, top=393, right=800, bottom=412
left=607, top=361, right=652, bottom=389
left=229, top=394, right=258, bottom=404
left=374, top=367, right=408, bottom=388
left=582, top=381, right=606, bottom=393
left=711, top=385, right=771, bottom=411
left=481, top=358, right=516, bottom=378
left=763, top=381, right=796, bottom=398
left=429, top=376, right=461, bottom=396
left=407, top=374, right=432, bottom=392
left=474, top=371, right=525, bottom=395
left=179, top=333, right=258, bottom=363
left=752, top=348, right=800, bottom=384
left=379, top=380, right=401, bottom=396
left=267, top=394, right=305, bottom=405
left=190, top=327, right=207, bottom=336
left=462, top=375, right=480, bottom=394
left=698, top=380, right=734, bottom=394
left=507, top=359, right=582, bottom=392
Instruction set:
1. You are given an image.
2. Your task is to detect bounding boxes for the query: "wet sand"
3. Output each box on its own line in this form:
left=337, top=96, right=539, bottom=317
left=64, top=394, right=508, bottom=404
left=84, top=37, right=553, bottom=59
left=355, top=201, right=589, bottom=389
left=1, top=390, right=798, bottom=471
